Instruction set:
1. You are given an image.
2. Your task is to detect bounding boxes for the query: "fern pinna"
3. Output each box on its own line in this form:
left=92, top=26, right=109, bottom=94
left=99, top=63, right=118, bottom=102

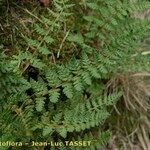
left=1, top=0, right=150, bottom=150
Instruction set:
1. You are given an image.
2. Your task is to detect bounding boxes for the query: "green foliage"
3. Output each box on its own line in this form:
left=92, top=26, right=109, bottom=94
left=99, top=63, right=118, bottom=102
left=0, top=0, right=3, bottom=5
left=0, top=0, right=150, bottom=150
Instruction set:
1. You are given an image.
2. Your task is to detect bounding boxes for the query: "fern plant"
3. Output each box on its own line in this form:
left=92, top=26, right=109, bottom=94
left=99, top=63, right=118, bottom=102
left=1, top=0, right=150, bottom=150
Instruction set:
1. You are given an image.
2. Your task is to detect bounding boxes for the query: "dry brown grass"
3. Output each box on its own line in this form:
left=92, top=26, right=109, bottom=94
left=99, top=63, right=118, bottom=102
left=106, top=73, right=150, bottom=150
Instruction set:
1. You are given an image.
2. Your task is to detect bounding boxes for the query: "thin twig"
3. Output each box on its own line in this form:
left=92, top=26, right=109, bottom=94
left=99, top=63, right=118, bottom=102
left=57, top=30, right=70, bottom=58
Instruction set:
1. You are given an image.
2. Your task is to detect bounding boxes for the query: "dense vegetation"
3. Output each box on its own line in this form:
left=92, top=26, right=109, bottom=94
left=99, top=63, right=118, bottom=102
left=0, top=0, right=150, bottom=150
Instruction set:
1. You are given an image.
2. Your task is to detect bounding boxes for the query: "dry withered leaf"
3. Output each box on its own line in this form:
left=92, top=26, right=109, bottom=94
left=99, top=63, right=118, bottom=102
left=40, top=0, right=51, bottom=7
left=20, top=0, right=52, bottom=7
